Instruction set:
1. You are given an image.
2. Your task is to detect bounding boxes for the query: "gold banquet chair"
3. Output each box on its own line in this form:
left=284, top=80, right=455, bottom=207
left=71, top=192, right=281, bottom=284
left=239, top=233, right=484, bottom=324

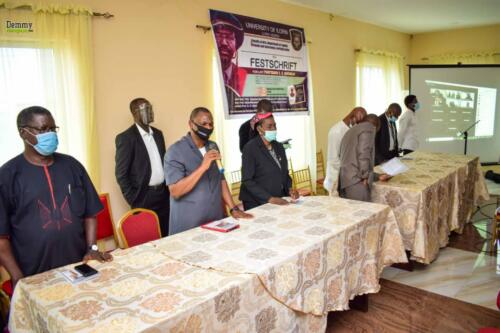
left=227, top=169, right=242, bottom=205
left=316, top=150, right=327, bottom=195
left=288, top=158, right=295, bottom=189
left=293, top=167, right=314, bottom=196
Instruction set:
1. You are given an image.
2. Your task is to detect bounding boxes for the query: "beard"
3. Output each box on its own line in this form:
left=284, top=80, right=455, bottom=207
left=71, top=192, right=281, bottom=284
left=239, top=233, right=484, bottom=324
left=219, top=47, right=234, bottom=69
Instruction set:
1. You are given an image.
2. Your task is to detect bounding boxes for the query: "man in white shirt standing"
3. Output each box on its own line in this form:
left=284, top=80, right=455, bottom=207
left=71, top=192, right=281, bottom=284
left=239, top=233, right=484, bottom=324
left=115, top=98, right=170, bottom=236
left=398, top=95, right=420, bottom=155
left=324, top=107, right=367, bottom=196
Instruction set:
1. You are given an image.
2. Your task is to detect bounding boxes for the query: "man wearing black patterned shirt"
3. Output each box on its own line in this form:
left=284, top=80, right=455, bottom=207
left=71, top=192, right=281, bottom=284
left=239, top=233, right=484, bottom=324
left=0, top=106, right=111, bottom=289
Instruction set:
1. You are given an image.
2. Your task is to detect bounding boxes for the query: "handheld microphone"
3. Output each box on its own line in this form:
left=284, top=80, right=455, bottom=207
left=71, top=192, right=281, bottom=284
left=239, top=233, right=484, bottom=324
left=207, top=142, right=224, bottom=174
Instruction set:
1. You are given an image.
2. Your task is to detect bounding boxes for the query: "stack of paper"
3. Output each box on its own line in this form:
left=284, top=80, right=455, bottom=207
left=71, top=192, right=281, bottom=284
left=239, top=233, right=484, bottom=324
left=380, top=157, right=409, bottom=176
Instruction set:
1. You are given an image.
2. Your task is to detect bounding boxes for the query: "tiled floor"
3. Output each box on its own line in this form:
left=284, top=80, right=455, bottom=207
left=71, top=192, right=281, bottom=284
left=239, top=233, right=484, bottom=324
left=327, top=190, right=500, bottom=332
left=381, top=247, right=499, bottom=310
left=382, top=192, right=500, bottom=310
left=485, top=178, right=500, bottom=196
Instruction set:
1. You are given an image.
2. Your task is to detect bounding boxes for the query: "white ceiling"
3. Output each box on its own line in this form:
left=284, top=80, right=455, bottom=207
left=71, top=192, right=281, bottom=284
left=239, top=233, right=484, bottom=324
left=281, top=0, right=500, bottom=34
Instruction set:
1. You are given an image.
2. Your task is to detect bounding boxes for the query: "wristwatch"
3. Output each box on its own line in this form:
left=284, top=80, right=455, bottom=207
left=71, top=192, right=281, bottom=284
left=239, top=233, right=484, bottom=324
left=88, top=244, right=98, bottom=252
left=229, top=206, right=240, bottom=214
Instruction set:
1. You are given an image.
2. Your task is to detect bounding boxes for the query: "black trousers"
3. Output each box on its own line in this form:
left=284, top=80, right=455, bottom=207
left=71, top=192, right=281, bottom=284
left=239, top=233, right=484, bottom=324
left=132, top=186, right=170, bottom=237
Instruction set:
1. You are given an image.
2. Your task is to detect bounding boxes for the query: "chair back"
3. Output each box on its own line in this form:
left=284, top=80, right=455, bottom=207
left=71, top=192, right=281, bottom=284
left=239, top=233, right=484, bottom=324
left=228, top=170, right=241, bottom=184
left=316, top=150, right=325, bottom=180
left=96, top=193, right=117, bottom=241
left=315, top=151, right=327, bottom=195
left=228, top=170, right=242, bottom=204
left=0, top=280, right=10, bottom=323
left=118, top=209, right=161, bottom=248
left=288, top=159, right=295, bottom=189
left=293, top=167, right=314, bottom=196
left=230, top=181, right=241, bottom=203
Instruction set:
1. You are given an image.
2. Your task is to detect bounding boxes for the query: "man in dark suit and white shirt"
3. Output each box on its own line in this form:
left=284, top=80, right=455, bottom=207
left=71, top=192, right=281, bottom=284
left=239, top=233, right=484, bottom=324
left=115, top=98, right=169, bottom=236
left=375, top=103, right=402, bottom=165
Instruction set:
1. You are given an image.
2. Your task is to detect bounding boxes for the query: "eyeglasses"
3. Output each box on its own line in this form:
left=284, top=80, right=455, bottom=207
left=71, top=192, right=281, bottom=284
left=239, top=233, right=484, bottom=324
left=23, top=126, right=60, bottom=134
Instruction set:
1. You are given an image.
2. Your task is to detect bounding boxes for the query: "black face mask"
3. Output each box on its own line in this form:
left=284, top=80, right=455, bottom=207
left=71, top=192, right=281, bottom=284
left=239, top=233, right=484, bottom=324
left=192, top=123, right=213, bottom=141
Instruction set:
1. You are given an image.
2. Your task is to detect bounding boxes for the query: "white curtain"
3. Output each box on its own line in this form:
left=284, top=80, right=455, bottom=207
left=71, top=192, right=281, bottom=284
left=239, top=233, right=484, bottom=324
left=0, top=45, right=89, bottom=168
left=212, top=52, right=317, bottom=182
left=0, top=47, right=62, bottom=165
left=0, top=3, right=99, bottom=185
left=355, top=49, right=405, bottom=115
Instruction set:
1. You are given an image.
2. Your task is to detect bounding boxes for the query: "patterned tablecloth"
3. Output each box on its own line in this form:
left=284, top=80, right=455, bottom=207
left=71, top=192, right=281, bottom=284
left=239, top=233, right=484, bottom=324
left=9, top=243, right=326, bottom=333
left=372, top=151, right=490, bottom=264
left=9, top=196, right=407, bottom=332
left=151, top=196, right=407, bottom=315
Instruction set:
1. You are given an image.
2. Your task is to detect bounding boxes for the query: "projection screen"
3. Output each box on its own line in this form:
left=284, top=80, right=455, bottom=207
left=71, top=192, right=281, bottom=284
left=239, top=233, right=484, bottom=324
left=409, top=65, right=500, bottom=163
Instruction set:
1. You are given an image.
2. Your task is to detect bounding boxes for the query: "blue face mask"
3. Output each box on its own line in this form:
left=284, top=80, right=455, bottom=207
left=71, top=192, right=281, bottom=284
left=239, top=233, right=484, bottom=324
left=26, top=131, right=59, bottom=156
left=414, top=102, right=420, bottom=111
left=264, top=130, right=277, bottom=142
left=389, top=116, right=397, bottom=123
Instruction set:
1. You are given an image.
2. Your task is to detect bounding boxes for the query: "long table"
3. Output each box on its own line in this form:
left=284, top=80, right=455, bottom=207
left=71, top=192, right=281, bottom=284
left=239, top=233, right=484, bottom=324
left=372, top=151, right=489, bottom=264
left=9, top=196, right=407, bottom=332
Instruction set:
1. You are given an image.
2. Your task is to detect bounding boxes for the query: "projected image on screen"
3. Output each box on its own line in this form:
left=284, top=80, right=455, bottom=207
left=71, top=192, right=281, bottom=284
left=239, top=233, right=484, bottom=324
left=425, top=80, right=496, bottom=141
left=410, top=66, right=500, bottom=163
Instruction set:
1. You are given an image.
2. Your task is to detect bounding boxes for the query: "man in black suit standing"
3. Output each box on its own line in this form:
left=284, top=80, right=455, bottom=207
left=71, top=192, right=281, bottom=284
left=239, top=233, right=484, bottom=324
left=375, top=103, right=402, bottom=165
left=115, top=98, right=169, bottom=236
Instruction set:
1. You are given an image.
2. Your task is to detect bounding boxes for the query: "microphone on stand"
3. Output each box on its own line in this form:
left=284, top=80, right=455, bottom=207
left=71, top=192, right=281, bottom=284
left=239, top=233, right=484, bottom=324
left=457, top=120, right=480, bottom=155
left=207, top=142, right=224, bottom=174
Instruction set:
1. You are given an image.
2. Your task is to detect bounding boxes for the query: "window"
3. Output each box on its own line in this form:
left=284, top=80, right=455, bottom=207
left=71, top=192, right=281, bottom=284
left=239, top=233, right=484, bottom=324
left=0, top=47, right=86, bottom=166
left=355, top=49, right=404, bottom=115
left=0, top=6, right=98, bottom=183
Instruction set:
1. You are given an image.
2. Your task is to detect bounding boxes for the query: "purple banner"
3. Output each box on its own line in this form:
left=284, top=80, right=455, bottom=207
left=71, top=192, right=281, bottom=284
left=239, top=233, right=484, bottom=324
left=210, top=9, right=310, bottom=116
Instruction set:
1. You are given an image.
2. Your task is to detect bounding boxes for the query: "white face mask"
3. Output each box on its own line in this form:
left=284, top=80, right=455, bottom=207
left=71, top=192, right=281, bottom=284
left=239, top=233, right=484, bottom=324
left=263, top=130, right=277, bottom=142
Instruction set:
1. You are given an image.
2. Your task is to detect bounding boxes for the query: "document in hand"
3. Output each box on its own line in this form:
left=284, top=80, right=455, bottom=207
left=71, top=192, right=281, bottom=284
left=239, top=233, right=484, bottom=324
left=380, top=157, right=409, bottom=176
left=201, top=220, right=240, bottom=233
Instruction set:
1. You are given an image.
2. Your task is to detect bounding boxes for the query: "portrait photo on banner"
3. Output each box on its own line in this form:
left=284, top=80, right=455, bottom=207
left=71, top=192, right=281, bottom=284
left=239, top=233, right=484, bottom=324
left=209, top=9, right=310, bottom=117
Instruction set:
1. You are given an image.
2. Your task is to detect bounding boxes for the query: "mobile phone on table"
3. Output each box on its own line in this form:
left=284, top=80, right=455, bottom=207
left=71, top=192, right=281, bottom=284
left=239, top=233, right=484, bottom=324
left=74, top=263, right=98, bottom=277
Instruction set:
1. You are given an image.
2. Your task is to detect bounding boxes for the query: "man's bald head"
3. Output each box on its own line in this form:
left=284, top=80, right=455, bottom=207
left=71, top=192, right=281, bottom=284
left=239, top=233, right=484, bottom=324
left=349, top=107, right=367, bottom=124
left=365, top=113, right=381, bottom=132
